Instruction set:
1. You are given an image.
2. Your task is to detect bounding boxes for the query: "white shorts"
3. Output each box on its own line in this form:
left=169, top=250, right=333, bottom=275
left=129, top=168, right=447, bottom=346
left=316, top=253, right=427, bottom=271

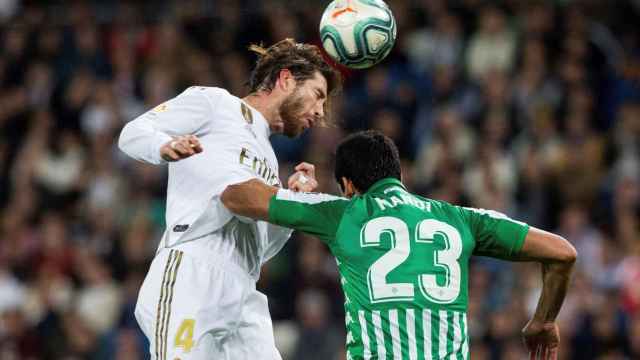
left=134, top=247, right=282, bottom=360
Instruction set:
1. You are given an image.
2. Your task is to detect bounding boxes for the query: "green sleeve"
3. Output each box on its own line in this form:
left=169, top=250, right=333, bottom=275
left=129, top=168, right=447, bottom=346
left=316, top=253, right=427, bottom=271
left=461, top=207, right=529, bottom=259
left=268, top=189, right=350, bottom=244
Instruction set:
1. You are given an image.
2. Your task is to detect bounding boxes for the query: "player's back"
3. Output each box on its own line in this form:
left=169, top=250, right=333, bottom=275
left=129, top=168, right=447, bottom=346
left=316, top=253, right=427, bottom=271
left=268, top=176, right=528, bottom=359
left=333, top=178, right=474, bottom=359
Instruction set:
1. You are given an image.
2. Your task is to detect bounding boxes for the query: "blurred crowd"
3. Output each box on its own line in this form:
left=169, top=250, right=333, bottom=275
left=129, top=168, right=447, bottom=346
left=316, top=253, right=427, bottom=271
left=0, top=0, right=638, bottom=359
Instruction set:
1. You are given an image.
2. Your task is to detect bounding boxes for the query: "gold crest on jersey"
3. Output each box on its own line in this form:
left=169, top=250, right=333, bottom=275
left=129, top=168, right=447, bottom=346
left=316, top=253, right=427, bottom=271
left=240, top=102, right=253, bottom=124
left=153, top=103, right=168, bottom=113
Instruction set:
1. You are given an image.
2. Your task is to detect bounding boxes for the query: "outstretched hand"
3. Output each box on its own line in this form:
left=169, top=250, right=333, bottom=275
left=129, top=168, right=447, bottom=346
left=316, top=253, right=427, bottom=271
left=160, top=135, right=203, bottom=162
left=522, top=320, right=560, bottom=360
left=288, top=162, right=318, bottom=192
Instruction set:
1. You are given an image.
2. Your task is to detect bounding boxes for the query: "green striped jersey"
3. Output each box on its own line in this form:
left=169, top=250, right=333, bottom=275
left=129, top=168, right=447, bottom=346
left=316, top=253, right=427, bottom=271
left=269, top=178, right=529, bottom=359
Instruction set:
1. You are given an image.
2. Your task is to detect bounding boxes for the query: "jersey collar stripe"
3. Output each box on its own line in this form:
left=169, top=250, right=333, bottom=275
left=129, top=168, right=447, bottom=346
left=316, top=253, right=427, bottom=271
left=366, top=178, right=406, bottom=194
left=358, top=311, right=372, bottom=360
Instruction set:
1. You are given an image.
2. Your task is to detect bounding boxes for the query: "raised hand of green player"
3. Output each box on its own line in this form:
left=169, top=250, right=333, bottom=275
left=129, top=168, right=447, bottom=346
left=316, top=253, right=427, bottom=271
left=523, top=320, right=560, bottom=360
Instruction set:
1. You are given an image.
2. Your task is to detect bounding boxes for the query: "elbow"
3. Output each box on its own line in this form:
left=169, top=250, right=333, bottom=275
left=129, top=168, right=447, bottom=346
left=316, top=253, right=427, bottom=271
left=555, top=235, right=577, bottom=265
left=220, top=186, right=238, bottom=212
left=117, top=122, right=132, bottom=152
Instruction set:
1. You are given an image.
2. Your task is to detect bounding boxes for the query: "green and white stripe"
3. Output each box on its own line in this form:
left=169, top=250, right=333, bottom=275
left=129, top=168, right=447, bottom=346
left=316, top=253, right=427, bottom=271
left=352, top=308, right=468, bottom=360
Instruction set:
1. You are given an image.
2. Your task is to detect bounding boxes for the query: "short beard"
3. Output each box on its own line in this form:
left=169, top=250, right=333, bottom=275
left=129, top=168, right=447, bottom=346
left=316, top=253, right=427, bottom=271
left=279, top=89, right=306, bottom=138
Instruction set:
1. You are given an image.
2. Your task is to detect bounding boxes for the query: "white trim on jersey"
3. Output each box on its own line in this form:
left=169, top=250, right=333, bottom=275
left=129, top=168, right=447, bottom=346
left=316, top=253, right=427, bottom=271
left=373, top=311, right=386, bottom=359
left=389, top=309, right=402, bottom=360
left=461, top=313, right=469, bottom=360
left=423, top=309, right=432, bottom=360
left=438, top=310, right=448, bottom=359
left=355, top=309, right=470, bottom=359
left=359, top=311, right=372, bottom=360
left=463, top=206, right=527, bottom=226
left=275, top=189, right=347, bottom=204
left=450, top=312, right=463, bottom=360
left=406, top=309, right=417, bottom=360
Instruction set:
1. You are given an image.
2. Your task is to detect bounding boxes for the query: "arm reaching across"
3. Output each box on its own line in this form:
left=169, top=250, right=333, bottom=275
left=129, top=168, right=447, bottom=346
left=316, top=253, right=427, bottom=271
left=221, top=179, right=277, bottom=221
left=222, top=177, right=349, bottom=244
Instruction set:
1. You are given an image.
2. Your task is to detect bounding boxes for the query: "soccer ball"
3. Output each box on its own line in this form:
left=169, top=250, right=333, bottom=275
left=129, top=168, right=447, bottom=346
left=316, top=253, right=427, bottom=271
left=319, top=0, right=397, bottom=69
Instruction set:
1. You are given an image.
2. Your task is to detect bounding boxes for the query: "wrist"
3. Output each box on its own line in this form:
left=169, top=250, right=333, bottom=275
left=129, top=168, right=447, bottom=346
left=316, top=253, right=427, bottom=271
left=155, top=133, right=174, bottom=163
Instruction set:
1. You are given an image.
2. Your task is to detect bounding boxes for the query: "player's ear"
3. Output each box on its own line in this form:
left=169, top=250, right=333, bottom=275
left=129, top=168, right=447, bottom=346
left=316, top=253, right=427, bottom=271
left=277, top=69, right=296, bottom=93
left=341, top=177, right=356, bottom=198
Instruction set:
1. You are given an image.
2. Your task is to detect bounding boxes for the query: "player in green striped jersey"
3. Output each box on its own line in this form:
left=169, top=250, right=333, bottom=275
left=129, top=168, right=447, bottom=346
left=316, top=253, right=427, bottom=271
left=221, top=131, right=576, bottom=360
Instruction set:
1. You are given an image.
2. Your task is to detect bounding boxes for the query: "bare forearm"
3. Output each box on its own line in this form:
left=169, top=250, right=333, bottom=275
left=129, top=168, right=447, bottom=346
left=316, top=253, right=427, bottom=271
left=532, top=261, right=574, bottom=322
left=221, top=179, right=277, bottom=220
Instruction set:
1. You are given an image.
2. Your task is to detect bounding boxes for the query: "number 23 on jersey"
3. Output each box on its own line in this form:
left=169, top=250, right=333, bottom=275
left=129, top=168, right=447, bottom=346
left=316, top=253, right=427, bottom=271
left=361, top=217, right=463, bottom=304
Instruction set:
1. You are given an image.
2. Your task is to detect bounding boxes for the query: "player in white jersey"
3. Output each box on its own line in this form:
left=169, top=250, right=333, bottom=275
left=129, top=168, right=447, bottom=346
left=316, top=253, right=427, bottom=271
left=118, top=39, right=340, bottom=360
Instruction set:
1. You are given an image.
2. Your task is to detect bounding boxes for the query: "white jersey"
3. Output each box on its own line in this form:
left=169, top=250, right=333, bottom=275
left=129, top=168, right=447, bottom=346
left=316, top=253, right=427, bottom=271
left=119, top=86, right=292, bottom=279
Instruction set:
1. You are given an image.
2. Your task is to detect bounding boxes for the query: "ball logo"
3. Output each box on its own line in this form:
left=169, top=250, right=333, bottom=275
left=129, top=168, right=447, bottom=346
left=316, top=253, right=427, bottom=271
left=332, top=0, right=356, bottom=19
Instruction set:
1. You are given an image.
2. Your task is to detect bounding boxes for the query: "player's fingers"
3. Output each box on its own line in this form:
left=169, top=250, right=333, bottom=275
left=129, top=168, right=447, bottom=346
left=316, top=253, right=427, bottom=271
left=161, top=147, right=180, bottom=162
left=171, top=140, right=194, bottom=156
left=287, top=173, right=300, bottom=188
left=295, top=162, right=315, bottom=176
left=548, top=347, right=558, bottom=360
left=306, top=178, right=319, bottom=191
left=186, top=135, right=203, bottom=153
left=541, top=346, right=549, bottom=360
left=289, top=182, right=302, bottom=192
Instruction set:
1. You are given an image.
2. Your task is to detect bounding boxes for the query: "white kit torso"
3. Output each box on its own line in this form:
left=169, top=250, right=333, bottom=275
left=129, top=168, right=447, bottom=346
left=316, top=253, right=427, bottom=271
left=119, top=86, right=292, bottom=279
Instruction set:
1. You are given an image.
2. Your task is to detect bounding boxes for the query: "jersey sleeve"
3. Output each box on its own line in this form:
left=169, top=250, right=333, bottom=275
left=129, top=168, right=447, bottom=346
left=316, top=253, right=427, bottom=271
left=118, top=86, right=220, bottom=164
left=268, top=190, right=350, bottom=244
left=460, top=207, right=529, bottom=259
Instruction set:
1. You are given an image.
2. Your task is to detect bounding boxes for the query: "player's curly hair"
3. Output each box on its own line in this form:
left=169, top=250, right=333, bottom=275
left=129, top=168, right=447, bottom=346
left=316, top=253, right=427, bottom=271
left=334, top=130, right=402, bottom=192
left=248, top=38, right=342, bottom=124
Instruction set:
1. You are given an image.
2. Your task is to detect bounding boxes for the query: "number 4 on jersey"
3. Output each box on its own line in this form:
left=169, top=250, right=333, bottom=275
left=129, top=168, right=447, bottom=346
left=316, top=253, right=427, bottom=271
left=174, top=319, right=195, bottom=353
left=361, top=217, right=462, bottom=304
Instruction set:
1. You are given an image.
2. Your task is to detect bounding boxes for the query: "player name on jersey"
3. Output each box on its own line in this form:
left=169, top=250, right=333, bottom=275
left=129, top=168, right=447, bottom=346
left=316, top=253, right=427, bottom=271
left=239, top=147, right=280, bottom=186
left=374, top=186, right=432, bottom=211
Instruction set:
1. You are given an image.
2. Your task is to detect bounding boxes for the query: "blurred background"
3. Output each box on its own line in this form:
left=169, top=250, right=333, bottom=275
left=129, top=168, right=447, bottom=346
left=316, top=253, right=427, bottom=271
left=0, top=0, right=638, bottom=359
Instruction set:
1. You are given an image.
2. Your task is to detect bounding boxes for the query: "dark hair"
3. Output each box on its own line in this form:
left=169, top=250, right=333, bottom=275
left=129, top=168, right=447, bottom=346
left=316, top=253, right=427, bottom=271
left=334, top=130, right=402, bottom=192
left=248, top=38, right=341, bottom=95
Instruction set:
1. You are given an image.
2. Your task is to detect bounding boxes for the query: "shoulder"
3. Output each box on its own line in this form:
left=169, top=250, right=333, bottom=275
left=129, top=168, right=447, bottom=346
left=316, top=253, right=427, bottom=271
left=176, top=86, right=232, bottom=108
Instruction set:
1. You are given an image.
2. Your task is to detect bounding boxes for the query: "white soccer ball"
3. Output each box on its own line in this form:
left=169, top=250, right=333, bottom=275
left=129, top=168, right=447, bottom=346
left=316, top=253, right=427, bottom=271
left=319, top=0, right=397, bottom=69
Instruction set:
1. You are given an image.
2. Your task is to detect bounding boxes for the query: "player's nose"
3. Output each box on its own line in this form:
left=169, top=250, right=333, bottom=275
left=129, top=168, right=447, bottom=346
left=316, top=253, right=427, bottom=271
left=313, top=101, right=324, bottom=120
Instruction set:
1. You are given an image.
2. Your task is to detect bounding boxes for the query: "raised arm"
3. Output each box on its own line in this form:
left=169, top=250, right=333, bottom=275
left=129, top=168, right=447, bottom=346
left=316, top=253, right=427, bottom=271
left=118, top=87, right=210, bottom=165
left=463, top=207, right=576, bottom=359
left=518, top=227, right=576, bottom=360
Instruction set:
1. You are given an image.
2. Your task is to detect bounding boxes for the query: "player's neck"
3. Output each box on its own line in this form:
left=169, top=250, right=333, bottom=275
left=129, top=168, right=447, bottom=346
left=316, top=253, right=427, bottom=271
left=242, top=93, right=281, bottom=129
